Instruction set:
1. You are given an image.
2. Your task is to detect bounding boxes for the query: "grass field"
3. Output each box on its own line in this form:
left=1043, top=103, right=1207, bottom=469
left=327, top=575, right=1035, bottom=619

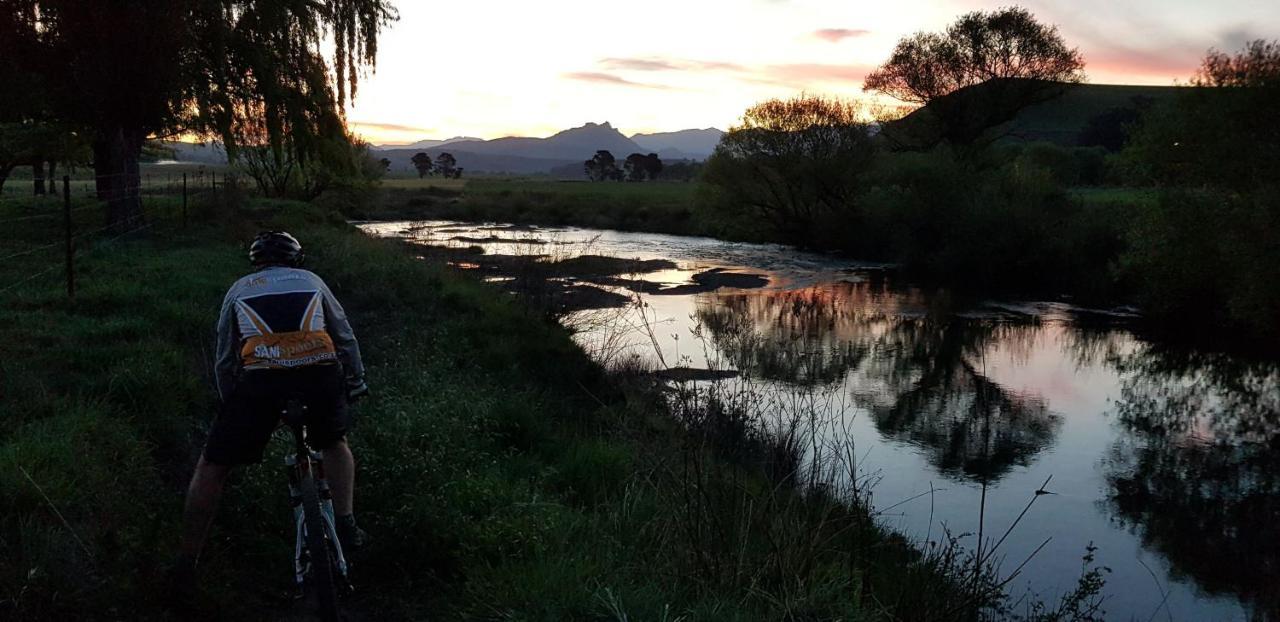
left=363, top=176, right=718, bottom=238
left=0, top=162, right=230, bottom=200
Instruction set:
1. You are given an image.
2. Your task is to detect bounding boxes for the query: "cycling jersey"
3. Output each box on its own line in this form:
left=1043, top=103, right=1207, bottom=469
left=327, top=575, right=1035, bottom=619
left=214, top=266, right=365, bottom=400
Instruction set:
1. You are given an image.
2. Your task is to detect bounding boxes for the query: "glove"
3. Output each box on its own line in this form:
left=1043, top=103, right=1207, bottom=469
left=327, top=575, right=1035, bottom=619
left=346, top=374, right=370, bottom=403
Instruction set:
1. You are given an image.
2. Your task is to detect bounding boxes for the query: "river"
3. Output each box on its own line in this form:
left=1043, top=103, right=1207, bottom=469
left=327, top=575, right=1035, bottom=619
left=363, top=219, right=1279, bottom=621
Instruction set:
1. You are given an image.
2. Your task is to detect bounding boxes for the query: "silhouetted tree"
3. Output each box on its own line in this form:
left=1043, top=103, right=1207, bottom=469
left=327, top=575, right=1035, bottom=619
left=434, top=152, right=457, bottom=177
left=644, top=153, right=663, bottom=180
left=623, top=153, right=648, bottom=181
left=583, top=150, right=619, bottom=181
left=410, top=152, right=433, bottom=178
left=378, top=157, right=391, bottom=172
left=452, top=167, right=463, bottom=179
left=866, top=7, right=1085, bottom=148
left=865, top=7, right=1084, bottom=105
left=703, top=94, right=876, bottom=241
left=621, top=153, right=664, bottom=181
left=0, top=1, right=396, bottom=226
left=0, top=122, right=87, bottom=196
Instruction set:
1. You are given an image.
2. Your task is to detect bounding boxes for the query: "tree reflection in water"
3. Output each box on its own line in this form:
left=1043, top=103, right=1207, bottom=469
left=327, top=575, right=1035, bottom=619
left=1104, top=347, right=1280, bottom=618
left=693, top=279, right=1061, bottom=483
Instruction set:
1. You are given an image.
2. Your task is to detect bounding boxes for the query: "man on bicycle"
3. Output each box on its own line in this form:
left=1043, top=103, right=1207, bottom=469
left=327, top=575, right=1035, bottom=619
left=174, top=231, right=369, bottom=593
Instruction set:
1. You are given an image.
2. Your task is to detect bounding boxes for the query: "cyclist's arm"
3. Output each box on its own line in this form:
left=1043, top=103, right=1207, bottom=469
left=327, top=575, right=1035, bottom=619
left=319, top=281, right=366, bottom=379
left=213, top=290, right=239, bottom=401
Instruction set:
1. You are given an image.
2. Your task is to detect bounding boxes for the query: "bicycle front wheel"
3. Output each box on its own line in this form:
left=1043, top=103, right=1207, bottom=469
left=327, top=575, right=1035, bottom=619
left=300, top=470, right=341, bottom=622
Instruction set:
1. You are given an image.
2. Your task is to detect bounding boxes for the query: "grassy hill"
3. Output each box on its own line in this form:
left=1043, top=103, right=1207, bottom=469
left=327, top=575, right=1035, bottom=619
left=887, top=80, right=1182, bottom=148
left=1000, top=83, right=1180, bottom=144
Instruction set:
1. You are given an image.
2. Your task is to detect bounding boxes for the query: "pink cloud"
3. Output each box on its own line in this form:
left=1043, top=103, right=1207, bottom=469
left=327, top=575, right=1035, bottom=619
left=598, top=57, right=746, bottom=73
left=599, top=57, right=682, bottom=71
left=563, top=71, right=672, bottom=89
left=349, top=121, right=435, bottom=133
left=813, top=28, right=871, bottom=43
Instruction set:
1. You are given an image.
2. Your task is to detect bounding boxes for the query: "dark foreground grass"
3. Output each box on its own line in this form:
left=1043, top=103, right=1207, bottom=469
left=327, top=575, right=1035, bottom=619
left=0, top=196, right=1006, bottom=620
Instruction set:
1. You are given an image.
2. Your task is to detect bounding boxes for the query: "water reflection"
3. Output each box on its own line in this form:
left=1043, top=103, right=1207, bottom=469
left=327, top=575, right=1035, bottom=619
left=1104, top=348, right=1280, bottom=618
left=694, top=280, right=1062, bottom=482
left=867, top=318, right=1059, bottom=482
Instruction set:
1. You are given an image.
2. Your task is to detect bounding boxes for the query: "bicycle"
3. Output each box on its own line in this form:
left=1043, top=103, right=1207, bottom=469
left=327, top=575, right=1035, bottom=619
left=280, top=396, right=352, bottom=622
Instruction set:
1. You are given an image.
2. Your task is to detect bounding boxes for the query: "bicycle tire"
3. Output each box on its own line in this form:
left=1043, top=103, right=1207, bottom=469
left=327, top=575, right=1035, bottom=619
left=300, top=470, right=341, bottom=622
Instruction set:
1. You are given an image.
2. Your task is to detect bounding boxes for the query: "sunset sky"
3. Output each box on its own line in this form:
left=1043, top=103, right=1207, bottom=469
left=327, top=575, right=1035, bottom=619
left=346, top=0, right=1280, bottom=144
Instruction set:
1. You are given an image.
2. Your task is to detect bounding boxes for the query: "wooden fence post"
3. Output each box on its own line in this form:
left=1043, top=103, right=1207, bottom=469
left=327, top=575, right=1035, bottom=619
left=63, top=175, right=74, bottom=300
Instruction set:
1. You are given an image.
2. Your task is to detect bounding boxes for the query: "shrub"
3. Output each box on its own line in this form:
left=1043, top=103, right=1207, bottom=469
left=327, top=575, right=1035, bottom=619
left=1120, top=188, right=1280, bottom=344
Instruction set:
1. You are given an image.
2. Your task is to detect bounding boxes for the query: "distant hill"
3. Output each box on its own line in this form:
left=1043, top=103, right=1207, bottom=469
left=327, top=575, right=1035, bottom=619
left=165, top=141, right=228, bottom=165
left=373, top=136, right=483, bottom=151
left=426, top=122, right=644, bottom=162
left=887, top=80, right=1181, bottom=148
left=630, top=128, right=724, bottom=159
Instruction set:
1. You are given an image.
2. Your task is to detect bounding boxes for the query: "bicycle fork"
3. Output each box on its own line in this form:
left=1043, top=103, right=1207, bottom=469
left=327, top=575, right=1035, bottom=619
left=285, top=452, right=352, bottom=593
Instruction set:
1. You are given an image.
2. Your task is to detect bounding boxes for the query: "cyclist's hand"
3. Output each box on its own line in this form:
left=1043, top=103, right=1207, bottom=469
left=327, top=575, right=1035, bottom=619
left=346, top=375, right=370, bottom=403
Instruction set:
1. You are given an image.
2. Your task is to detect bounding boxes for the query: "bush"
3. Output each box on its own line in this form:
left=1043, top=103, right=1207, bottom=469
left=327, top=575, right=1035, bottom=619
left=844, top=148, right=1124, bottom=297
left=702, top=94, right=878, bottom=244
left=1120, top=188, right=1280, bottom=344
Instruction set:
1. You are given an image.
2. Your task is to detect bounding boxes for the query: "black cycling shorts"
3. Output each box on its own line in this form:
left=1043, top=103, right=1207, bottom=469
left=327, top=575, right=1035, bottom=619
left=203, top=364, right=349, bottom=466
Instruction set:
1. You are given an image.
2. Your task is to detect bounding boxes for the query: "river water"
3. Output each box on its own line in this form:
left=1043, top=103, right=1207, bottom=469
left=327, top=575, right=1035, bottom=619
left=364, top=220, right=1279, bottom=621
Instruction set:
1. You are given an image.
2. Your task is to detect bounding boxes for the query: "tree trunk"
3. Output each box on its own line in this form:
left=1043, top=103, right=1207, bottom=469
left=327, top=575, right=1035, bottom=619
left=93, top=139, right=109, bottom=200
left=47, top=160, right=58, bottom=197
left=93, top=125, right=146, bottom=228
left=33, top=159, right=46, bottom=196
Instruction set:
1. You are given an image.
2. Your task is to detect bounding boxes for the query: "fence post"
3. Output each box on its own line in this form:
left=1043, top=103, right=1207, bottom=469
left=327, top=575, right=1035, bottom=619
left=182, top=172, right=188, bottom=228
left=63, top=175, right=74, bottom=300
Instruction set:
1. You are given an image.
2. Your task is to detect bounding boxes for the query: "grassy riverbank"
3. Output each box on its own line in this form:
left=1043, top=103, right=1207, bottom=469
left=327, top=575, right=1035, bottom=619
left=0, top=196, right=1021, bottom=620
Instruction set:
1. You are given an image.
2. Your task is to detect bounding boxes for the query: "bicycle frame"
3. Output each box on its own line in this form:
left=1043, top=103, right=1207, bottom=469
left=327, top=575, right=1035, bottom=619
left=281, top=400, right=351, bottom=595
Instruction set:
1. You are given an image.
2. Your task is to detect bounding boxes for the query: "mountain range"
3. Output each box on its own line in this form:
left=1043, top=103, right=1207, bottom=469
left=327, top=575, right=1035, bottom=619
left=163, top=123, right=724, bottom=175
left=373, top=122, right=723, bottom=175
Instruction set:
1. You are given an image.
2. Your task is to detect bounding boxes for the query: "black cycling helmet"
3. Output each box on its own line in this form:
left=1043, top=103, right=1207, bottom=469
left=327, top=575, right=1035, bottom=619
left=249, top=231, right=304, bottom=267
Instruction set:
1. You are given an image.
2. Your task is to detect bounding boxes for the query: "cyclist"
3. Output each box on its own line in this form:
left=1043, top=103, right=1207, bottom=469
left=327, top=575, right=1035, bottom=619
left=173, top=231, right=369, bottom=596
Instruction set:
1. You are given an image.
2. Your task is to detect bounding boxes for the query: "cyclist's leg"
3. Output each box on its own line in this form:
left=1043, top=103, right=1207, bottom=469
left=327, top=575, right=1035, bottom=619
left=300, top=364, right=352, bottom=515
left=323, top=438, right=354, bottom=516
left=301, top=364, right=363, bottom=549
left=179, top=373, right=277, bottom=567
left=179, top=455, right=232, bottom=566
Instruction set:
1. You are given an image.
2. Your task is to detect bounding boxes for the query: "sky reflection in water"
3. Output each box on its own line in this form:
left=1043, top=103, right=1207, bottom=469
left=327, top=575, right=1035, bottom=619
left=365, top=220, right=1280, bottom=620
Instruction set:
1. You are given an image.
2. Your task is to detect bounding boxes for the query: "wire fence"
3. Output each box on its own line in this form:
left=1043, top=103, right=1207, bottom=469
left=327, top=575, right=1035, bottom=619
left=0, top=168, right=226, bottom=199
left=0, top=172, right=239, bottom=301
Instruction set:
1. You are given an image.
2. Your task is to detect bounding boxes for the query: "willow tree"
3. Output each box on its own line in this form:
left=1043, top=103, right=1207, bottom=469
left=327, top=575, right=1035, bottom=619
left=0, top=1, right=396, bottom=226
